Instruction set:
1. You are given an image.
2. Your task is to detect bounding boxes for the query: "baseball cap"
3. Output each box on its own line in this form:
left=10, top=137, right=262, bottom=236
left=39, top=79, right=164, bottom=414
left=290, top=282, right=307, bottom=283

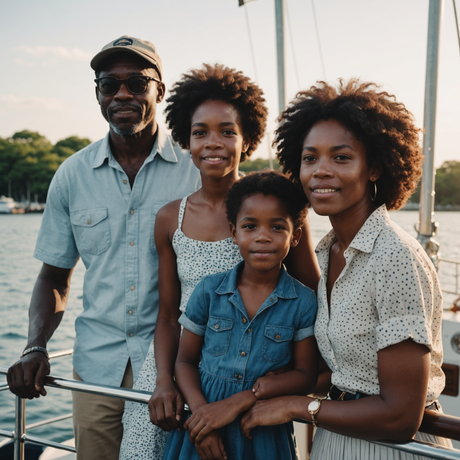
left=90, top=35, right=163, bottom=81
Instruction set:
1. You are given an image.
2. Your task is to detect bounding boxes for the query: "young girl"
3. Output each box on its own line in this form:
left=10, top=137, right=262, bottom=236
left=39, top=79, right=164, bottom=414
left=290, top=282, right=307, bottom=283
left=163, top=171, right=318, bottom=460
left=119, top=64, right=319, bottom=459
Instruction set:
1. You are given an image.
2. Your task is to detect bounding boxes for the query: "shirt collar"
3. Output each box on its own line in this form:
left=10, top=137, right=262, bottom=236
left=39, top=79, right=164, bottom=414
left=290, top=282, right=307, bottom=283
left=215, top=261, right=298, bottom=300
left=315, top=204, right=389, bottom=255
left=92, top=125, right=178, bottom=169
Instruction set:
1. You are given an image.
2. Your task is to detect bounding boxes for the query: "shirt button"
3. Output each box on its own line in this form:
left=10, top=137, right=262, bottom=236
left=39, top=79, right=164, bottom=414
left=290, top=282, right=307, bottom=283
left=87, top=220, right=91, bottom=225
left=129, top=333, right=134, bottom=337
left=242, top=318, right=247, bottom=324
left=247, top=328, right=251, bottom=333
left=123, top=180, right=127, bottom=184
left=130, top=242, right=134, bottom=246
left=238, top=375, right=242, bottom=380
left=130, top=210, right=134, bottom=215
left=128, top=310, right=133, bottom=315
left=241, top=351, right=246, bottom=357
left=276, top=334, right=281, bottom=340
left=234, top=374, right=238, bottom=378
left=131, top=286, right=135, bottom=291
left=270, top=297, right=274, bottom=302
left=214, top=324, right=219, bottom=329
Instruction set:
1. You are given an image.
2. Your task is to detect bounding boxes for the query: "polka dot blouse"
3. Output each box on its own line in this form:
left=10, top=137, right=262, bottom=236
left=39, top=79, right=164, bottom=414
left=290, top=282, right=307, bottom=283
left=314, top=205, right=445, bottom=404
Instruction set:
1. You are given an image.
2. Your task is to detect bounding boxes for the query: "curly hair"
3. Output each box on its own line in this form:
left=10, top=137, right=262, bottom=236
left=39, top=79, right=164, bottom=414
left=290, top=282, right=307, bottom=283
left=165, top=63, right=268, bottom=162
left=226, top=171, right=308, bottom=230
left=274, top=79, right=423, bottom=210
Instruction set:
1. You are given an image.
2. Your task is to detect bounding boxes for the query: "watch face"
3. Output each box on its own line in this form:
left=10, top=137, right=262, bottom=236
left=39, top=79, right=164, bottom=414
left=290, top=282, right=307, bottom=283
left=309, top=400, right=320, bottom=412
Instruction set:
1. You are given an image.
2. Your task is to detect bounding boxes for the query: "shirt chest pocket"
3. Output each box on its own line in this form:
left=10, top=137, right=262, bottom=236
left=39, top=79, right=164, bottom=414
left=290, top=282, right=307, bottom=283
left=70, top=208, right=111, bottom=256
left=262, top=325, right=294, bottom=363
left=205, top=317, right=234, bottom=357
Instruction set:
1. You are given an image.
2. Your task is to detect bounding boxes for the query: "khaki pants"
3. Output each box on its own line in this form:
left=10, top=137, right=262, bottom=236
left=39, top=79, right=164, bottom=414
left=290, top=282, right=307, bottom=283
left=72, top=362, right=133, bottom=460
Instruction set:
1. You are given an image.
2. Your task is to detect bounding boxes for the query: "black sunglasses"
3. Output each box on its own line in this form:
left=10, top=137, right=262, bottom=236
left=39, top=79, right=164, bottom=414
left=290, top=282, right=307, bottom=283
left=94, top=75, right=161, bottom=96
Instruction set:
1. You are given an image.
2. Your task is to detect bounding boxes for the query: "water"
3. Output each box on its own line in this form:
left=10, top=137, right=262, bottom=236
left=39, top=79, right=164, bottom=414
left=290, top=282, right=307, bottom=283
left=1, top=211, right=459, bottom=445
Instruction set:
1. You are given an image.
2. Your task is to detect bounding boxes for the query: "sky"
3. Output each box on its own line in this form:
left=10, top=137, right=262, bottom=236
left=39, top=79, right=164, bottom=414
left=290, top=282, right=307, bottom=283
left=0, top=0, right=459, bottom=167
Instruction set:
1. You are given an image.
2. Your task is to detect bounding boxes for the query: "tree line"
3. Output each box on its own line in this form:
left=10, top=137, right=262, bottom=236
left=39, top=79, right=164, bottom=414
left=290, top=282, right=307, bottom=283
left=1, top=130, right=459, bottom=206
left=0, top=131, right=91, bottom=202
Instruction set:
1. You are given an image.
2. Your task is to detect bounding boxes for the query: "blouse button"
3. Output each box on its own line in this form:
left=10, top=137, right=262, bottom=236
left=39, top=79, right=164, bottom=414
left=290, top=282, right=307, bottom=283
left=215, top=324, right=219, bottom=329
left=247, top=328, right=251, bottom=333
left=87, top=220, right=91, bottom=225
left=242, top=318, right=247, bottom=324
left=123, top=180, right=127, bottom=184
left=241, top=351, right=246, bottom=357
left=276, top=334, right=281, bottom=340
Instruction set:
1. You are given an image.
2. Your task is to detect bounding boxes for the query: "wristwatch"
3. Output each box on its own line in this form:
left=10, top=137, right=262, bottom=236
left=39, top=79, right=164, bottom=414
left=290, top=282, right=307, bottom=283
left=21, top=346, right=49, bottom=360
left=308, top=398, right=323, bottom=427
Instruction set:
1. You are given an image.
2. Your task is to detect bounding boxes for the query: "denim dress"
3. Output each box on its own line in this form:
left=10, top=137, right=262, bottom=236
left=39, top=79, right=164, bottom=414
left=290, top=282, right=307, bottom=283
left=163, top=262, right=317, bottom=460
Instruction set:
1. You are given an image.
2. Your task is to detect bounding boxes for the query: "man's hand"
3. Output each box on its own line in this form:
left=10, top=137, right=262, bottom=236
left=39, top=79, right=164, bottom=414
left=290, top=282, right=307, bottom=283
left=148, top=379, right=184, bottom=431
left=7, top=352, right=50, bottom=399
left=195, top=430, right=227, bottom=460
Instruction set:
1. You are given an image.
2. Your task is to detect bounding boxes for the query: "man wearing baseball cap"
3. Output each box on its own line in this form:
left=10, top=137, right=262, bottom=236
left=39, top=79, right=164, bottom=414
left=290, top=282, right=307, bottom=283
left=8, top=36, right=200, bottom=459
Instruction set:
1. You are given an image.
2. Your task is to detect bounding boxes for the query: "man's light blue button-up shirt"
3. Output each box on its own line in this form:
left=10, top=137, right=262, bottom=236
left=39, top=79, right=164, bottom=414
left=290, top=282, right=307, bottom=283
left=34, top=126, right=200, bottom=386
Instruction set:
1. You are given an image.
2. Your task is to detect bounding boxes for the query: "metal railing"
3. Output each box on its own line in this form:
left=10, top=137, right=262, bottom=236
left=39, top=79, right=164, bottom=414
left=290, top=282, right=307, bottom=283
left=3, top=356, right=460, bottom=459
left=440, top=257, right=460, bottom=297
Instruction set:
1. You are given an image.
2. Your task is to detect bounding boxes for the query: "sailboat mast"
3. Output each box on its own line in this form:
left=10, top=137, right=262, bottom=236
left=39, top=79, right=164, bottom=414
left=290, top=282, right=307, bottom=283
left=275, top=0, right=286, bottom=113
left=417, top=0, right=443, bottom=267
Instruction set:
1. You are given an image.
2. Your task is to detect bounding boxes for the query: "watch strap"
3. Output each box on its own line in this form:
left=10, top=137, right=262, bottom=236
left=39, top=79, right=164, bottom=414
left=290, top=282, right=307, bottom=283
left=21, top=346, right=49, bottom=360
left=309, top=398, right=323, bottom=427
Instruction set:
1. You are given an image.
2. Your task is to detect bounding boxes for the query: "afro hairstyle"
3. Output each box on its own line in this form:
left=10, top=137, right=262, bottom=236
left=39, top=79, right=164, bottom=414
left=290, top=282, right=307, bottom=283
left=165, top=63, right=268, bottom=162
left=226, top=171, right=308, bottom=230
left=274, top=79, right=424, bottom=210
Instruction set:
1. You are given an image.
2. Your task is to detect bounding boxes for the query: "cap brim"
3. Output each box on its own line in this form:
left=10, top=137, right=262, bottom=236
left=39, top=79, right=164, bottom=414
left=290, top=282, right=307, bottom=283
left=90, top=48, right=162, bottom=80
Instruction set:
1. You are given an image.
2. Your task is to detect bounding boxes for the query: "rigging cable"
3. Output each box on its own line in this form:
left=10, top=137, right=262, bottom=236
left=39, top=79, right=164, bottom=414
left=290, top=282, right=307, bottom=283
left=243, top=4, right=259, bottom=84
left=310, top=0, right=327, bottom=80
left=243, top=3, right=273, bottom=169
left=285, top=0, right=301, bottom=89
left=453, top=0, right=460, bottom=59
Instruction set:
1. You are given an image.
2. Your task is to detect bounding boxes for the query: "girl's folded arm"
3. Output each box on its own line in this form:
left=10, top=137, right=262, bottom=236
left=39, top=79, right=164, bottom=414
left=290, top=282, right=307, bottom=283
left=252, top=336, right=319, bottom=400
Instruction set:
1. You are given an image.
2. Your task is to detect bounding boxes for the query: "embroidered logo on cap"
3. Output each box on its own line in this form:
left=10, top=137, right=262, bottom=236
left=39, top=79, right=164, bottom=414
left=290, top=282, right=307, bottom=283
left=113, top=38, right=133, bottom=47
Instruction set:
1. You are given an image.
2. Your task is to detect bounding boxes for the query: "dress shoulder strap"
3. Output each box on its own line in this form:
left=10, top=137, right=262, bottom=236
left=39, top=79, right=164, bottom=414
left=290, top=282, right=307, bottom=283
left=177, top=195, right=189, bottom=230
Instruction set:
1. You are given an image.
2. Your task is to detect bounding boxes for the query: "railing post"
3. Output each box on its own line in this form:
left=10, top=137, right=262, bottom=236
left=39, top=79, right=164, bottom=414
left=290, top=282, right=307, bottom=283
left=417, top=0, right=443, bottom=269
left=13, top=396, right=25, bottom=460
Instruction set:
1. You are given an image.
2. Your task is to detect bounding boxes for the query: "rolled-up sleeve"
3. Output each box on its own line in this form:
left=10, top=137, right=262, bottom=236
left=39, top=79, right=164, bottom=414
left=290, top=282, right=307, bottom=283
left=293, top=288, right=317, bottom=341
left=34, top=170, right=79, bottom=269
left=178, top=279, right=208, bottom=336
left=374, top=244, right=439, bottom=352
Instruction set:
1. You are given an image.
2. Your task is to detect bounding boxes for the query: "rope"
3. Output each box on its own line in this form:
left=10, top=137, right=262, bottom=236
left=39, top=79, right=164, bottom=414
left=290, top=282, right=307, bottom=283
left=244, top=4, right=259, bottom=84
left=453, top=0, right=460, bottom=59
left=285, top=0, right=301, bottom=88
left=310, top=0, right=327, bottom=80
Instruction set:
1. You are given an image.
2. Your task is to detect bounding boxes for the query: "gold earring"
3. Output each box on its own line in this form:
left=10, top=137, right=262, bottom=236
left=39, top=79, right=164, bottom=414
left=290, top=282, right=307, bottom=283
left=370, top=181, right=377, bottom=202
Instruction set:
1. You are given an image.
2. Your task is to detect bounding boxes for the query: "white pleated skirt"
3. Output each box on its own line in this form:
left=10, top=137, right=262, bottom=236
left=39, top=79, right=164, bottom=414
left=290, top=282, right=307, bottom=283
left=310, top=428, right=452, bottom=460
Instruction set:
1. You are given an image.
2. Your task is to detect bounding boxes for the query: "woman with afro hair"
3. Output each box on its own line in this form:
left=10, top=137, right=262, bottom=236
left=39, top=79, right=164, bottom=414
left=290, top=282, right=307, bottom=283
left=240, top=79, right=452, bottom=459
left=119, top=64, right=319, bottom=460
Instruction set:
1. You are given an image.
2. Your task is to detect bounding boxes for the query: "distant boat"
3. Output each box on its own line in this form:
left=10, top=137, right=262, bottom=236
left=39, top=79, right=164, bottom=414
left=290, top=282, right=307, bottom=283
left=0, top=196, right=16, bottom=214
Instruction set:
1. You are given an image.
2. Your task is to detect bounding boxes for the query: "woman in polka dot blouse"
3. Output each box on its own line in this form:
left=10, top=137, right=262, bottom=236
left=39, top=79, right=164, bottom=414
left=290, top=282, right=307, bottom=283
left=240, top=79, right=452, bottom=459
